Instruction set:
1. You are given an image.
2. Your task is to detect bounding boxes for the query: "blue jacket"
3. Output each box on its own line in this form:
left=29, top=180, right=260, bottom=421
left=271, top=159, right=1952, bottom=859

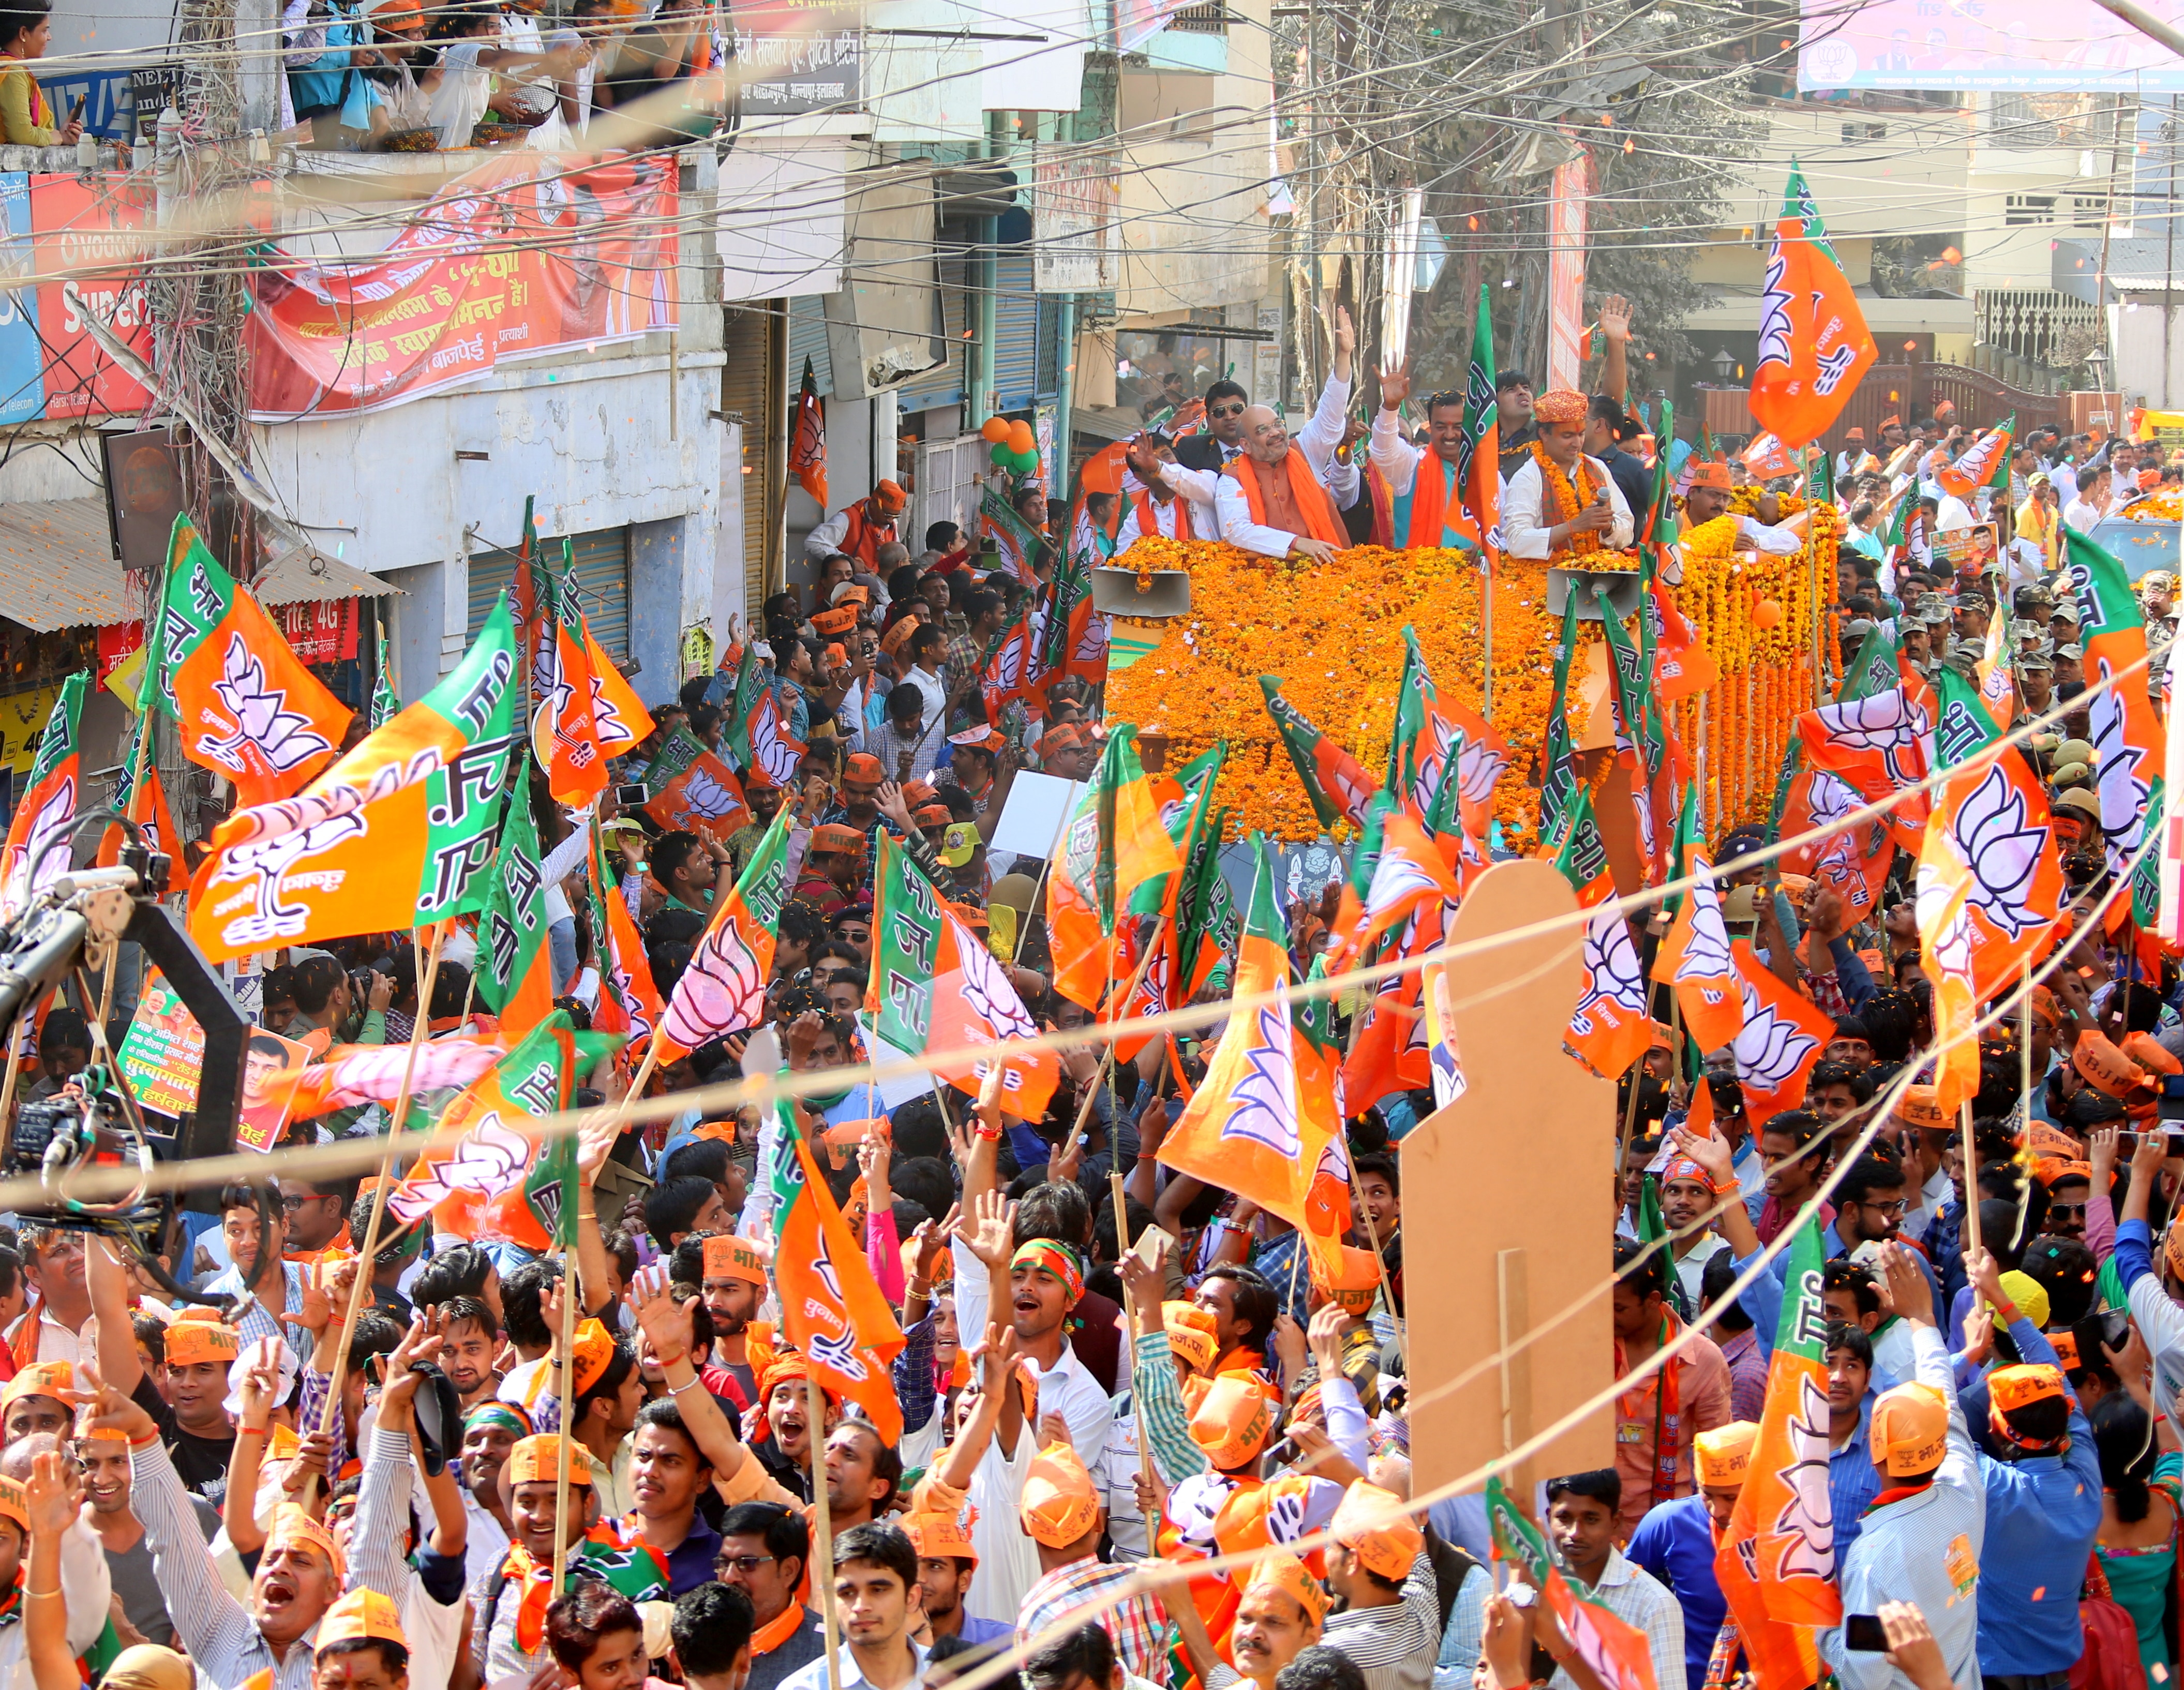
left=1625, top=1495, right=1722, bottom=1690
left=1972, top=1317, right=2103, bottom=1676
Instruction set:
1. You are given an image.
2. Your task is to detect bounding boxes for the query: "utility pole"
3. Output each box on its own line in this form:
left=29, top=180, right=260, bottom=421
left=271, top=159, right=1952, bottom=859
left=156, top=0, right=259, bottom=580
left=2168, top=96, right=2178, bottom=406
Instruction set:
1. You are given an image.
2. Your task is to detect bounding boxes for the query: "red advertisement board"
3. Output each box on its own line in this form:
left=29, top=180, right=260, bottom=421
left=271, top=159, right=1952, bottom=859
left=246, top=152, right=679, bottom=418
left=28, top=175, right=153, bottom=418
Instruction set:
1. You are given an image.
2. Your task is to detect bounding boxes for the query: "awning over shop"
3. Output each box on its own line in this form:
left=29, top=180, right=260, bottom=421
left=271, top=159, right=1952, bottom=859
left=0, top=499, right=395, bottom=632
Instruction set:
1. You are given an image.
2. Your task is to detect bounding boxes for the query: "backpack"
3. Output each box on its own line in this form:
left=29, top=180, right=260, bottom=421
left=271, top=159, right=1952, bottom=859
left=2076, top=1552, right=2152, bottom=1690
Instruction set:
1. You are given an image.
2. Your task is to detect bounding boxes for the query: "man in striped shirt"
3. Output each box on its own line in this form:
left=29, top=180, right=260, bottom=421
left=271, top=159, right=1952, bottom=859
left=1319, top=1479, right=1441, bottom=1690
left=1535, top=1469, right=1684, bottom=1690
left=1015, top=1440, right=1171, bottom=1683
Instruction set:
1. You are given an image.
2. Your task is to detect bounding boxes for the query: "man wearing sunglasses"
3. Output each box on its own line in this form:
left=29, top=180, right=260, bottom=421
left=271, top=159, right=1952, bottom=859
left=1173, top=381, right=1253, bottom=473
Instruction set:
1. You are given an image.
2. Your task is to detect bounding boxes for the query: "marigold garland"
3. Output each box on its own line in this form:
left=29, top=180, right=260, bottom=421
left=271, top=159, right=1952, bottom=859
left=1107, top=528, right=1831, bottom=844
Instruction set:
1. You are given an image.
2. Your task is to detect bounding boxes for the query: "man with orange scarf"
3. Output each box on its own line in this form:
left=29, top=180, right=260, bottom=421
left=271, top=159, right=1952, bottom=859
left=1611, top=1238, right=1732, bottom=1541
left=1213, top=405, right=1352, bottom=562
left=1504, top=388, right=1635, bottom=562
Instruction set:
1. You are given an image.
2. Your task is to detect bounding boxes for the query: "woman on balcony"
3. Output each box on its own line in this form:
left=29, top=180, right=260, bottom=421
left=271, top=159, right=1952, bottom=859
left=0, top=0, right=83, bottom=146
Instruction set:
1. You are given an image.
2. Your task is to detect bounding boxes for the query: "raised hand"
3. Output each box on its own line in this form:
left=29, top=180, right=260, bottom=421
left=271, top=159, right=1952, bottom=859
left=23, top=1448, right=81, bottom=1538
left=957, top=1190, right=1016, bottom=1270
left=629, top=1263, right=695, bottom=1360
left=1379, top=361, right=1411, bottom=413
left=1598, top=294, right=1633, bottom=345
left=1307, top=1303, right=1346, bottom=1378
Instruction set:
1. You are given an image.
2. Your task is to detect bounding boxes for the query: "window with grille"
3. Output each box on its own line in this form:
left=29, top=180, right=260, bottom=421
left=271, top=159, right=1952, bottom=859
left=1839, top=121, right=1887, bottom=142
left=2005, top=194, right=2057, bottom=226
left=1169, top=3, right=1226, bottom=31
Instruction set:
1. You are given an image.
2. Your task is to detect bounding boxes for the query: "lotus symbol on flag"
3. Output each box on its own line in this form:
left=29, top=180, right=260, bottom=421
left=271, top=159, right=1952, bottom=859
left=1573, top=905, right=1645, bottom=1031
left=1766, top=1374, right=1838, bottom=1578
left=681, top=766, right=742, bottom=819
left=808, top=1328, right=870, bottom=1383
left=1756, top=250, right=1794, bottom=371
left=589, top=673, right=636, bottom=749
left=1220, top=1009, right=1302, bottom=1158
left=1674, top=879, right=1736, bottom=995
left=1459, top=734, right=1507, bottom=806
left=1955, top=762, right=2048, bottom=939
left=2088, top=680, right=2150, bottom=847
left=1366, top=853, right=1438, bottom=918
left=954, top=932, right=1040, bottom=1042
left=8, top=776, right=74, bottom=910
left=1168, top=1475, right=1229, bottom=1551
left=811, top=1227, right=845, bottom=1303
left=388, top=1111, right=531, bottom=1222
left=1817, top=693, right=1919, bottom=754
left=1734, top=988, right=1821, bottom=1091
left=661, top=924, right=765, bottom=1046
left=207, top=634, right=335, bottom=774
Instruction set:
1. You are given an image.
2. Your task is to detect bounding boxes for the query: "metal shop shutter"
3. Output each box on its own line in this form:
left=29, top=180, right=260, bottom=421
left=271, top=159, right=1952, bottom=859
left=722, top=303, right=785, bottom=621
left=467, top=526, right=633, bottom=664
left=992, top=245, right=1039, bottom=410
left=788, top=295, right=833, bottom=397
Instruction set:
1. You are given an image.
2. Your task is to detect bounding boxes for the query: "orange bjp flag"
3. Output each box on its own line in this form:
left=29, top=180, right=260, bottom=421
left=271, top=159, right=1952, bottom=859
left=1158, top=839, right=1341, bottom=1260
left=530, top=565, right=607, bottom=808
left=188, top=599, right=521, bottom=963
left=1047, top=724, right=1184, bottom=1010
left=1748, top=164, right=1877, bottom=450
left=1728, top=940, right=1834, bottom=1121
left=582, top=623, right=653, bottom=759
left=0, top=674, right=83, bottom=923
left=765, top=1092, right=905, bottom=1442
left=1652, top=794, right=1744, bottom=1057
left=151, top=515, right=352, bottom=810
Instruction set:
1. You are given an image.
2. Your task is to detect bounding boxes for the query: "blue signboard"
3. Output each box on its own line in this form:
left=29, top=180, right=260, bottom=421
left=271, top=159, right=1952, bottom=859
left=0, top=175, right=40, bottom=427
left=35, top=69, right=132, bottom=140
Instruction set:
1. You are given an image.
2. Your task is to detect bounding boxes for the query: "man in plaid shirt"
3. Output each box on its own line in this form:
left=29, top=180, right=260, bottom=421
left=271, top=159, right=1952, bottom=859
left=1014, top=1440, right=1170, bottom=1682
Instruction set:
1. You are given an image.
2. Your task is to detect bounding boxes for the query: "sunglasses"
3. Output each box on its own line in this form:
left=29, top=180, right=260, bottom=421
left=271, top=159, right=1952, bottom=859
left=1208, top=402, right=1246, bottom=418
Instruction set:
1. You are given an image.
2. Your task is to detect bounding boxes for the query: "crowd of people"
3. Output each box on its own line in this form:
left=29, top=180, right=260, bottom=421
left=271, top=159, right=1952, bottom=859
left=0, top=271, right=2180, bottom=1690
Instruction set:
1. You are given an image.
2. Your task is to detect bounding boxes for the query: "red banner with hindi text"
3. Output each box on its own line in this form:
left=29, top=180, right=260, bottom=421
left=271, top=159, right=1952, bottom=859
left=245, top=153, right=679, bottom=419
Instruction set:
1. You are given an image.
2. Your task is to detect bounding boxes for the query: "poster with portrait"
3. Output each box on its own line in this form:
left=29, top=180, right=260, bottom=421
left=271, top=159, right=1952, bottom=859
left=1931, top=524, right=1999, bottom=578
left=116, top=971, right=312, bottom=1149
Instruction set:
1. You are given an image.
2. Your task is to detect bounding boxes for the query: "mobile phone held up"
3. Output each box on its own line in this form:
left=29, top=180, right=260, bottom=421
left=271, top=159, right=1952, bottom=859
left=1842, top=1616, right=1889, bottom=1653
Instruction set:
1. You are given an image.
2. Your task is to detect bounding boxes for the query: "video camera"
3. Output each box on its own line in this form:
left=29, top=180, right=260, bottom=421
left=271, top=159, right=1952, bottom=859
left=0, top=823, right=255, bottom=1303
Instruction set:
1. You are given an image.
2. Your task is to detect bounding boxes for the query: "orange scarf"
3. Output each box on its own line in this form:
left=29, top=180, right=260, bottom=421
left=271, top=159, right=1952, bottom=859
left=8, top=1298, right=42, bottom=1371
left=1224, top=448, right=1347, bottom=546
left=1131, top=487, right=1191, bottom=541
left=1529, top=440, right=1607, bottom=560
left=1393, top=452, right=1464, bottom=547
left=1614, top=1311, right=1685, bottom=1509
left=750, top=1600, right=809, bottom=1656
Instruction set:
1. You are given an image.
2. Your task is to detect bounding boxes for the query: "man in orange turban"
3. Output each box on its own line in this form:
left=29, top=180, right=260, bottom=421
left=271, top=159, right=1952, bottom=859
left=1504, top=388, right=1634, bottom=563
left=806, top=480, right=907, bottom=573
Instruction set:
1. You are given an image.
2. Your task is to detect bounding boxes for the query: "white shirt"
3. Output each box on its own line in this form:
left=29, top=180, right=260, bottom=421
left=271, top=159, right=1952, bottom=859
left=904, top=663, right=947, bottom=726
left=1934, top=494, right=1976, bottom=533
left=2065, top=494, right=2110, bottom=534
left=779, top=1641, right=929, bottom=1690
left=2051, top=460, right=2080, bottom=502
left=1547, top=1549, right=1684, bottom=1690
left=4, top=1308, right=80, bottom=1367
left=427, top=40, right=492, bottom=150
left=1502, top=453, right=1635, bottom=559
left=950, top=1235, right=1116, bottom=1468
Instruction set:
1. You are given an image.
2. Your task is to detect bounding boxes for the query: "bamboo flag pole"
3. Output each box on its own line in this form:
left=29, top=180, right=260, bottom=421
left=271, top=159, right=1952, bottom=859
left=806, top=1371, right=846, bottom=1690
left=1108, top=1168, right=1158, bottom=1500
left=550, top=1254, right=582, bottom=1592
left=1961, top=1100, right=1983, bottom=1261
left=304, top=930, right=445, bottom=1508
